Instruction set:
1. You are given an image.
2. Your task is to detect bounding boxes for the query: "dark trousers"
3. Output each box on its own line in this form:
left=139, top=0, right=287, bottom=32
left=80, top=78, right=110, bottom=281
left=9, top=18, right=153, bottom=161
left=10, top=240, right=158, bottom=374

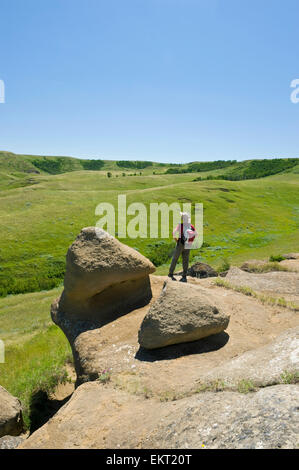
left=169, top=242, right=190, bottom=277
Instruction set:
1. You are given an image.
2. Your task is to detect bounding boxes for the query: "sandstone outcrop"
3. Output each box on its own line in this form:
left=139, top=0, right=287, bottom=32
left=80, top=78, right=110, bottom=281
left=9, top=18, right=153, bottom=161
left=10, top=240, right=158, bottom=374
left=225, top=266, right=299, bottom=302
left=138, top=280, right=230, bottom=349
left=240, top=259, right=268, bottom=272
left=282, top=253, right=299, bottom=260
left=0, top=386, right=23, bottom=438
left=17, top=265, right=299, bottom=449
left=200, top=327, right=299, bottom=388
left=19, top=382, right=299, bottom=449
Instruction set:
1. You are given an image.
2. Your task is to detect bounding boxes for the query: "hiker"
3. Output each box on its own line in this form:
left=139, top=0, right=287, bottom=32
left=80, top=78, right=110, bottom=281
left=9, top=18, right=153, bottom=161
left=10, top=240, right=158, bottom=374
left=168, top=211, right=198, bottom=282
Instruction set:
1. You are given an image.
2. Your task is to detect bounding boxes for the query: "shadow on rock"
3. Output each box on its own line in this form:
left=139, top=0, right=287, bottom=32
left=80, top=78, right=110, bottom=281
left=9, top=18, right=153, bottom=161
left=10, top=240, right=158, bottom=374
left=28, top=390, right=73, bottom=434
left=135, top=331, right=229, bottom=362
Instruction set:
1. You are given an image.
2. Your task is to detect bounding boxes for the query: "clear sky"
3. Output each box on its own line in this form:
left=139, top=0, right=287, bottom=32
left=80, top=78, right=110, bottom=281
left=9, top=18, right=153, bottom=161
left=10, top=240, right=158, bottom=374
left=1, top=0, right=299, bottom=163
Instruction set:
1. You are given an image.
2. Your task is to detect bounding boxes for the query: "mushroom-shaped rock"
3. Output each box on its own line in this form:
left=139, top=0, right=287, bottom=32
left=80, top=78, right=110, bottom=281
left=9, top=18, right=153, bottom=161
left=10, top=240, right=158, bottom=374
left=138, top=280, right=230, bottom=349
left=51, top=227, right=155, bottom=343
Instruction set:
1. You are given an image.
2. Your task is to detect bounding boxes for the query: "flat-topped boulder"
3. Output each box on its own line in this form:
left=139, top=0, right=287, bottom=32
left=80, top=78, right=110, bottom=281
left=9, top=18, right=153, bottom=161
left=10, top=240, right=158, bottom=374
left=200, top=327, right=299, bottom=388
left=240, top=259, right=269, bottom=272
left=279, top=258, right=299, bottom=272
left=282, top=253, right=299, bottom=260
left=226, top=266, right=299, bottom=300
left=138, top=280, right=230, bottom=349
left=0, top=386, right=23, bottom=438
left=51, top=227, right=155, bottom=345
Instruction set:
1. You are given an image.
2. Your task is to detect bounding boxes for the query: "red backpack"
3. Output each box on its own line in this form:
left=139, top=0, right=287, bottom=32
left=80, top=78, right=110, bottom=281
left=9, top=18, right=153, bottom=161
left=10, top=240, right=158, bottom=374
left=180, top=223, right=196, bottom=243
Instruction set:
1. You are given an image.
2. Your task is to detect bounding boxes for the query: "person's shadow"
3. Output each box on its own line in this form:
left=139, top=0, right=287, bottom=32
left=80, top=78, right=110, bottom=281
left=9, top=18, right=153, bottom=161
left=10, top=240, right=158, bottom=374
left=135, top=331, right=229, bottom=362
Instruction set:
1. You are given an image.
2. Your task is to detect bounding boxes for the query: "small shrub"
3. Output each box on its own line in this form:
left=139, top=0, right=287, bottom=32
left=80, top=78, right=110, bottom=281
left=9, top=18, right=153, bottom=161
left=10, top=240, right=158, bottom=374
left=196, top=379, right=227, bottom=393
left=269, top=254, right=286, bottom=262
left=280, top=370, right=299, bottom=384
left=145, top=241, right=174, bottom=267
left=217, top=258, right=230, bottom=273
left=237, top=379, right=256, bottom=394
left=97, top=369, right=112, bottom=384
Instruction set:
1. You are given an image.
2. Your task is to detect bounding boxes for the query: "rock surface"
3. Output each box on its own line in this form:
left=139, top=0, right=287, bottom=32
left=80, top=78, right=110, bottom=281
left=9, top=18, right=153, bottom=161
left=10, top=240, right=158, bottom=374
left=282, top=253, right=299, bottom=260
left=19, top=383, right=299, bottom=449
left=18, top=266, right=299, bottom=449
left=62, top=274, right=299, bottom=391
left=138, top=280, right=230, bottom=349
left=0, top=435, right=25, bottom=449
left=280, top=258, right=299, bottom=272
left=51, top=227, right=155, bottom=346
left=240, top=259, right=268, bottom=272
left=226, top=266, right=299, bottom=302
left=201, top=327, right=299, bottom=388
left=0, top=386, right=23, bottom=438
left=240, top=258, right=299, bottom=273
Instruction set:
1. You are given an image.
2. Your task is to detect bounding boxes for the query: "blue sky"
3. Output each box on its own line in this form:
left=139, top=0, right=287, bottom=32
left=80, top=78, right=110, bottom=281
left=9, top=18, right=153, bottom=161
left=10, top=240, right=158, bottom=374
left=0, top=0, right=299, bottom=163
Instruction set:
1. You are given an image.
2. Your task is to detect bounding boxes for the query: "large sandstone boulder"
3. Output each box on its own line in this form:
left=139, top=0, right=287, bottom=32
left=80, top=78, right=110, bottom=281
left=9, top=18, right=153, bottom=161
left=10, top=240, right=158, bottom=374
left=0, top=386, right=23, bottom=437
left=19, top=382, right=299, bottom=449
left=51, top=227, right=155, bottom=344
left=138, top=280, right=230, bottom=349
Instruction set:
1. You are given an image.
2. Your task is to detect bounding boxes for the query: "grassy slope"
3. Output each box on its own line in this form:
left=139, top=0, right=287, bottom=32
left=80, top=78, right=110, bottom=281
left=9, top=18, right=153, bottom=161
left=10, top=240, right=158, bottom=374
left=0, top=155, right=298, bottom=428
left=0, top=151, right=173, bottom=190
left=0, top=164, right=298, bottom=295
left=0, top=287, right=71, bottom=429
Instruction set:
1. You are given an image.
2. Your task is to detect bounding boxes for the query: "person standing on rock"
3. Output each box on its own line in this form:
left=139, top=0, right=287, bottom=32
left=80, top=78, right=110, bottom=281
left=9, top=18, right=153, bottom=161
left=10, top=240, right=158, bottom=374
left=168, top=211, right=197, bottom=282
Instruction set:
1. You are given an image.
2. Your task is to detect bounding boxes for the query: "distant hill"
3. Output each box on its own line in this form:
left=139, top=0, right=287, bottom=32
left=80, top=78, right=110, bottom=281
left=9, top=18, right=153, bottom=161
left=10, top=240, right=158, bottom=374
left=193, top=158, right=299, bottom=181
left=0, top=151, right=298, bottom=192
left=0, top=151, right=104, bottom=175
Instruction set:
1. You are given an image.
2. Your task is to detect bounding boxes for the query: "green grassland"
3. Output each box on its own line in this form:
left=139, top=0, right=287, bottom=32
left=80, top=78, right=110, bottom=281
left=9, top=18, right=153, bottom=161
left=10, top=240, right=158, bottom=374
left=0, top=287, right=71, bottom=429
left=0, top=156, right=298, bottom=296
left=0, top=151, right=298, bottom=429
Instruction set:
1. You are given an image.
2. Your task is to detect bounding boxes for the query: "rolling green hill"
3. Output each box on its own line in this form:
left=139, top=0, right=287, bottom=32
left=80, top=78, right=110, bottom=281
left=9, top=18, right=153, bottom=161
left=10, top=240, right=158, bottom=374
left=193, top=158, right=299, bottom=181
left=0, top=151, right=172, bottom=191
left=0, top=152, right=298, bottom=297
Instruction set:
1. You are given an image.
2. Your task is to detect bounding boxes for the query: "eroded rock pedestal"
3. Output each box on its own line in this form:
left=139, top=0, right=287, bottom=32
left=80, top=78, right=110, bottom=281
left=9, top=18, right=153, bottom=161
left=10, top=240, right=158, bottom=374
left=51, top=227, right=155, bottom=381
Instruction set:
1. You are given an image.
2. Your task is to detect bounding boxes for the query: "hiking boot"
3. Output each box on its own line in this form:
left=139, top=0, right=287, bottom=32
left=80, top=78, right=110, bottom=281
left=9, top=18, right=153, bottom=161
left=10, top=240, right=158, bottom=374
left=179, top=276, right=187, bottom=283
left=168, top=274, right=177, bottom=281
